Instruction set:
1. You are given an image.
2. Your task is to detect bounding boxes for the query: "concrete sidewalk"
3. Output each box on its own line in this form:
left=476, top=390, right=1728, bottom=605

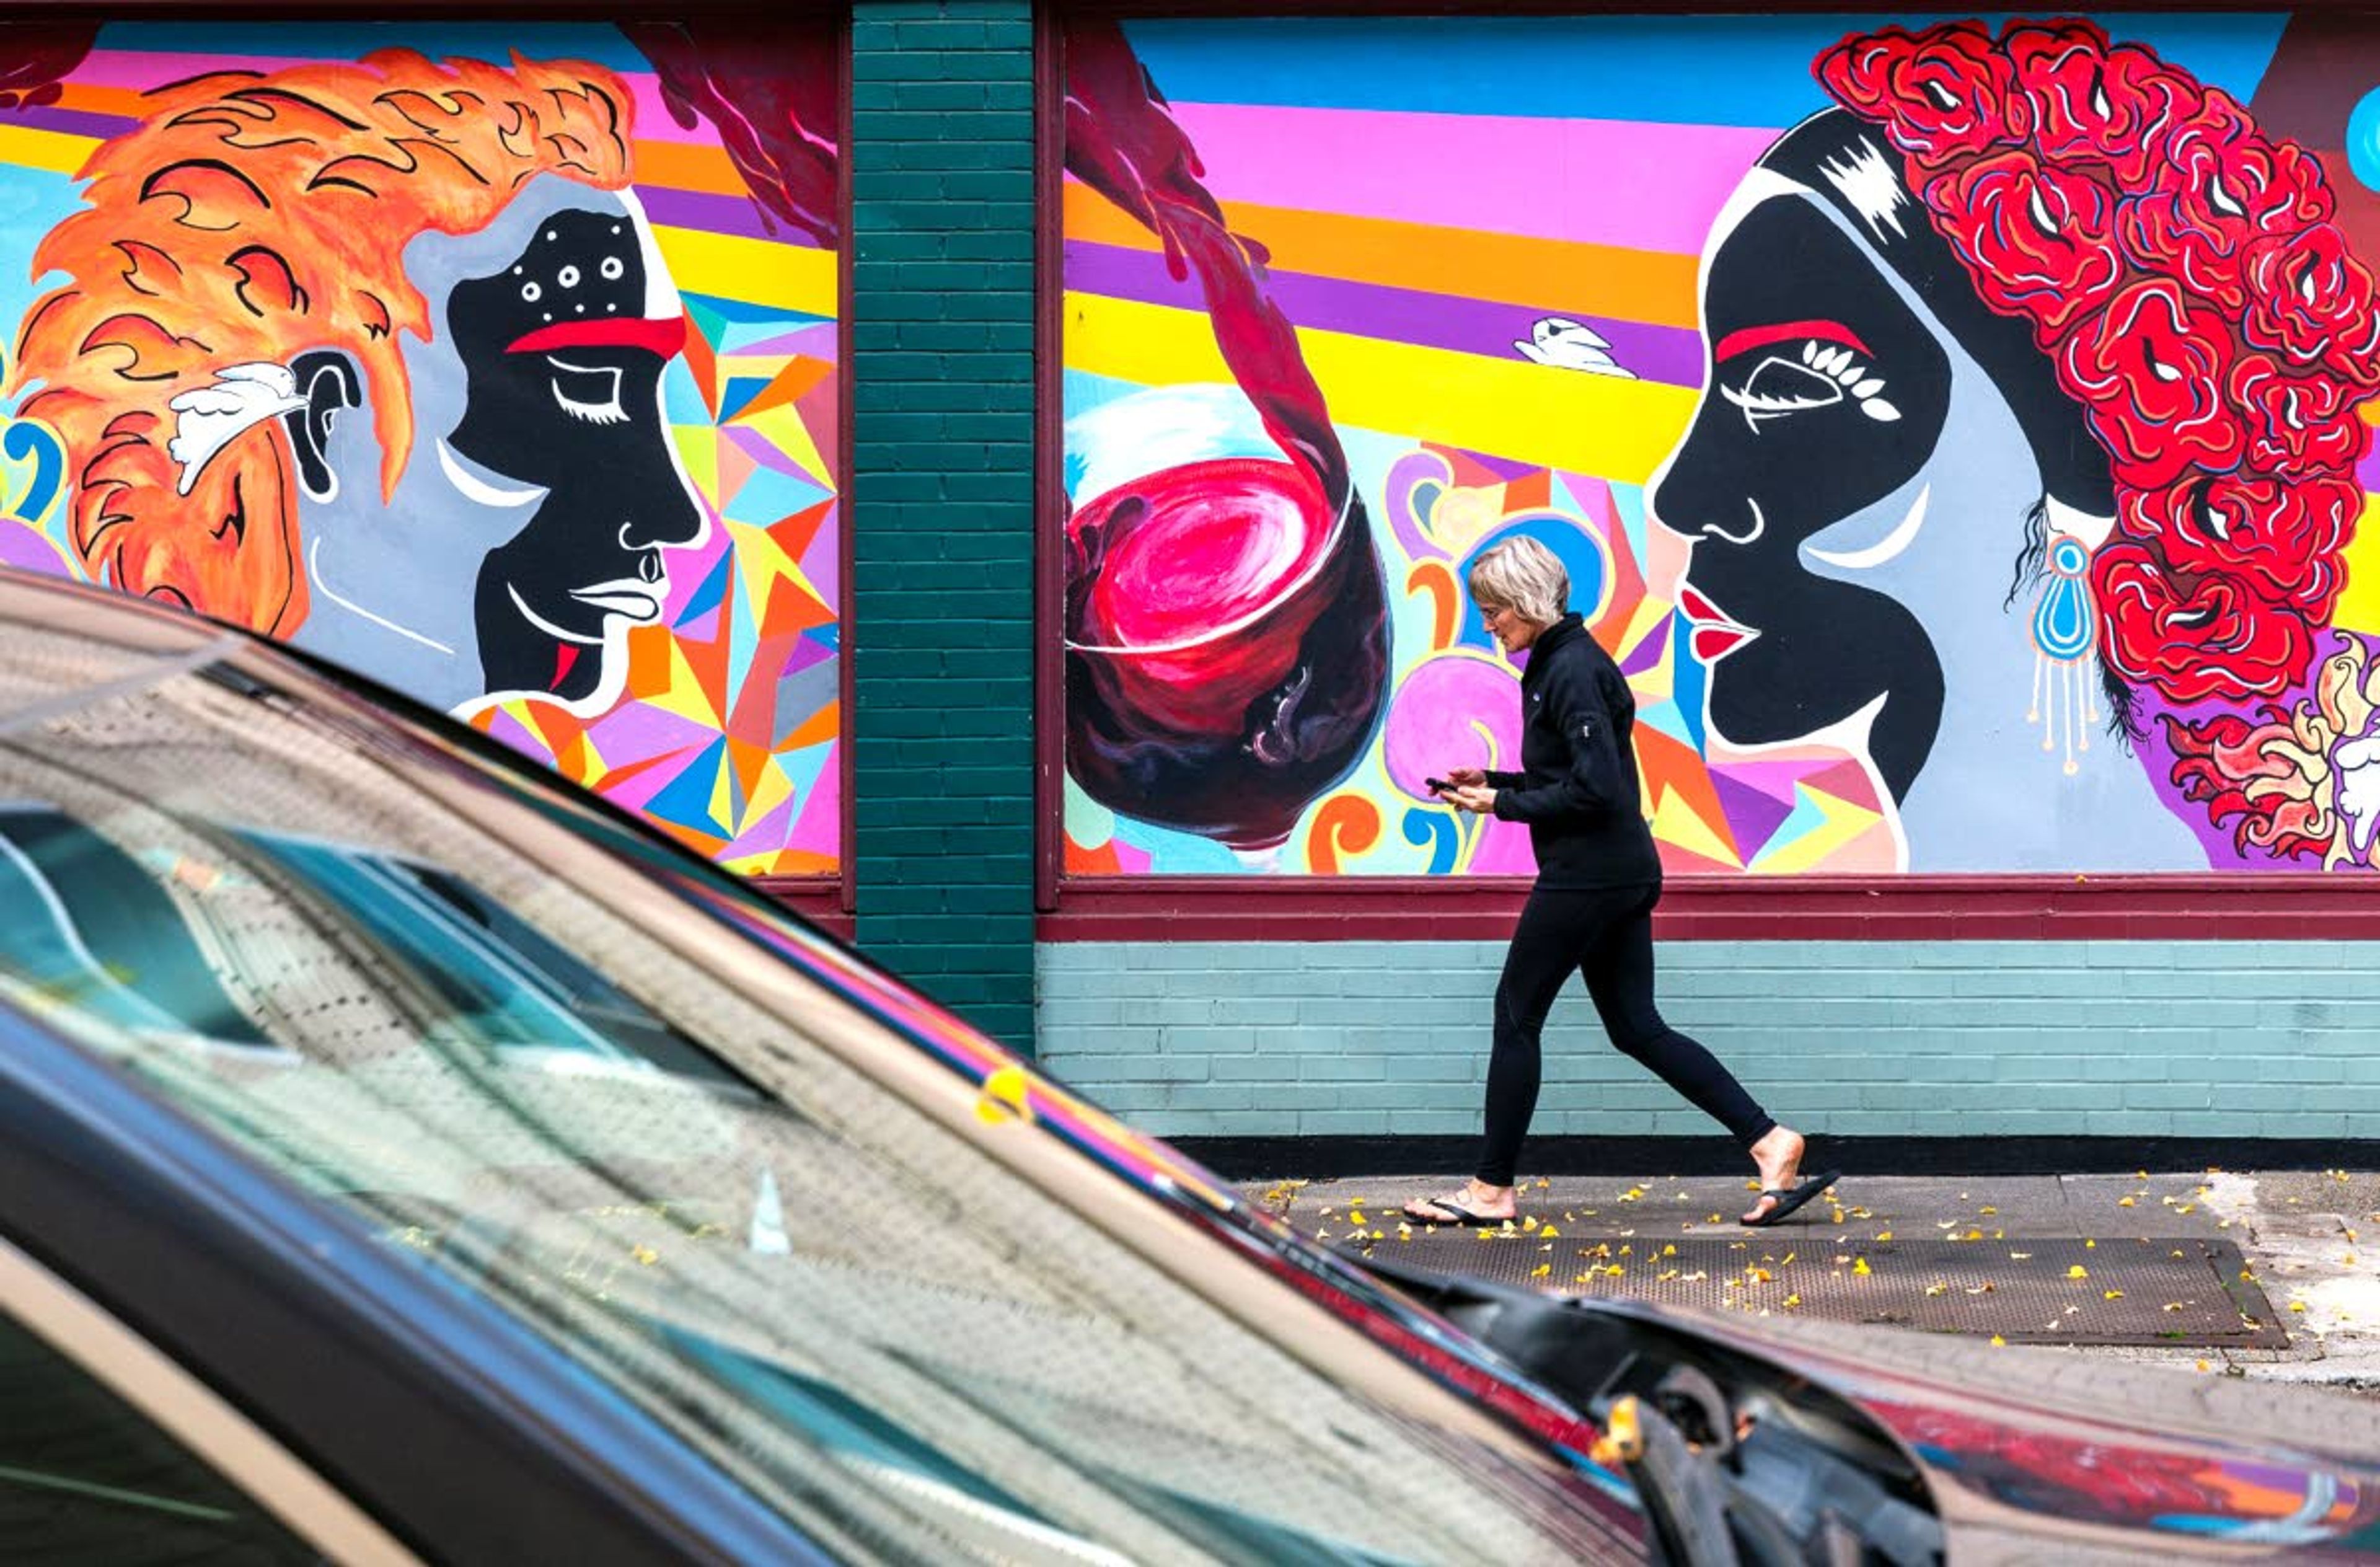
left=1240, top=1167, right=2380, bottom=1395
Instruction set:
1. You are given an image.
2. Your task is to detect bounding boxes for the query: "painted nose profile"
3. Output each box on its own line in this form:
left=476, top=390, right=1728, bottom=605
left=618, top=466, right=706, bottom=553
left=1649, top=466, right=1766, bottom=548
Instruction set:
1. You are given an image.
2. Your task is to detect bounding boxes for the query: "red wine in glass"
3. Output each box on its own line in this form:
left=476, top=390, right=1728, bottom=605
left=1064, top=421, right=1389, bottom=851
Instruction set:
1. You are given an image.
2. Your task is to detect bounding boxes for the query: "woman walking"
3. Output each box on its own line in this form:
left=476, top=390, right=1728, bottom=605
left=1402, top=537, right=1835, bottom=1229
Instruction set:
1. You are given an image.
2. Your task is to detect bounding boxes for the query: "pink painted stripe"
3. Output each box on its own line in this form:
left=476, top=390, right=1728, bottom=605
left=76, top=50, right=703, bottom=144
left=1163, top=100, right=1775, bottom=257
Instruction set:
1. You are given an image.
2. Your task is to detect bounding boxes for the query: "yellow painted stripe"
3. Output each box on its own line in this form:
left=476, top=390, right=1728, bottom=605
left=651, top=224, right=836, bottom=318
left=0, top=125, right=95, bottom=177
left=1065, top=291, right=1694, bottom=485
left=2334, top=491, right=2380, bottom=634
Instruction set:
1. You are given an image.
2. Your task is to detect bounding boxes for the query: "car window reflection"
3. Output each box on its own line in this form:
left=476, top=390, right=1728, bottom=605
left=0, top=651, right=1631, bottom=1565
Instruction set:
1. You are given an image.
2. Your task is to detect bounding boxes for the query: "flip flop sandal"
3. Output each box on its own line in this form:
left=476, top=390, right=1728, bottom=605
left=1403, top=1194, right=1515, bottom=1228
left=1740, top=1170, right=1841, bottom=1229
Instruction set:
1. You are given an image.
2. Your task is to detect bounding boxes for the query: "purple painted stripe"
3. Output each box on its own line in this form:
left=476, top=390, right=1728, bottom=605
left=1065, top=239, right=1706, bottom=390
left=6, top=105, right=133, bottom=142
left=638, top=185, right=788, bottom=244
left=2360, top=435, right=2380, bottom=496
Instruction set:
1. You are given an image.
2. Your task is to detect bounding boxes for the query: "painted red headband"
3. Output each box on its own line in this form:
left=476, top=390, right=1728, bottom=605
left=506, top=316, right=687, bottom=358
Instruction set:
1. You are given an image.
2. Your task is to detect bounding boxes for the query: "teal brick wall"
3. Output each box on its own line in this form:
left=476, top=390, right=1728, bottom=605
left=850, top=1, right=1037, bottom=1049
left=1038, top=940, right=2380, bottom=1139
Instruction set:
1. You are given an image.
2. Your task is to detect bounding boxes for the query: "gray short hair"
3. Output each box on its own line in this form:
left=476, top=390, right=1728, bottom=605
left=1467, top=536, right=1569, bottom=626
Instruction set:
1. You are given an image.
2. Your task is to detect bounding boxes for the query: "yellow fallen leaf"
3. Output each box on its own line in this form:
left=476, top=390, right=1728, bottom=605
left=2103, top=1289, right=2125, bottom=1300
left=1605, top=1265, right=1625, bottom=1278
left=1347, top=1211, right=1367, bottom=1226
left=632, top=1245, right=659, bottom=1266
left=1966, top=1283, right=1996, bottom=1295
left=1853, top=1257, right=1872, bottom=1276
left=1662, top=1243, right=1677, bottom=1256
left=2164, top=1302, right=2186, bottom=1312
left=2291, top=1302, right=2308, bottom=1313
left=1747, top=1267, right=1773, bottom=1283
left=2085, top=1238, right=2097, bottom=1248
left=1540, top=1224, right=1561, bottom=1238
left=1708, top=1214, right=1724, bottom=1224
left=1980, top=1207, right=1998, bottom=1216
left=2197, top=1360, right=2213, bottom=1372
left=1989, top=1335, right=2007, bottom=1348
left=1531, top=1263, right=1551, bottom=1278
left=2118, top=1197, right=2136, bottom=1207
left=1925, top=1281, right=1948, bottom=1297
left=1875, top=1230, right=1895, bottom=1242
left=2068, top=1265, right=2089, bottom=1279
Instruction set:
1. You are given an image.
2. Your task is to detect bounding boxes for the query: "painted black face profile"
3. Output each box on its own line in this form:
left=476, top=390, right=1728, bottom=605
left=445, top=209, right=704, bottom=702
left=1655, top=195, right=1951, bottom=798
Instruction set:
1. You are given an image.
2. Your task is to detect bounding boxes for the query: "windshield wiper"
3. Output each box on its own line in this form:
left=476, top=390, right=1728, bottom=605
left=1354, top=1255, right=1944, bottom=1567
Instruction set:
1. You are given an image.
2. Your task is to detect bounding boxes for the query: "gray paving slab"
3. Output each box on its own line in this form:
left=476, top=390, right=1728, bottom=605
left=1233, top=1167, right=2380, bottom=1397
left=2057, top=1173, right=2242, bottom=1240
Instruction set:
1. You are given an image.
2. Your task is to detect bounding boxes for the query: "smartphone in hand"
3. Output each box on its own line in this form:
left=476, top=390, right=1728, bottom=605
left=1425, top=777, right=1452, bottom=793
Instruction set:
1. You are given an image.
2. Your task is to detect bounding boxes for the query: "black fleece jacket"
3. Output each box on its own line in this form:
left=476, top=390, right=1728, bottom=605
left=1486, top=612, right=1661, bottom=888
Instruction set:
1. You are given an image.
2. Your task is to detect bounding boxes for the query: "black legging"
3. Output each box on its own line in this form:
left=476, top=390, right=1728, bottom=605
left=1478, top=881, right=1774, bottom=1186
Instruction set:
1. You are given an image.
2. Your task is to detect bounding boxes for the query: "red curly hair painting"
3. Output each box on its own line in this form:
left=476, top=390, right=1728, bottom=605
left=1818, top=19, right=2378, bottom=709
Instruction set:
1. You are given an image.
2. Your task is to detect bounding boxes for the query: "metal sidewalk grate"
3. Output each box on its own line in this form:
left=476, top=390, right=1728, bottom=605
left=1339, top=1231, right=2286, bottom=1347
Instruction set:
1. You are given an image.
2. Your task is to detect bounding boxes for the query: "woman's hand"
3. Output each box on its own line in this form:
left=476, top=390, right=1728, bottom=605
left=1443, top=766, right=1486, bottom=788
left=1440, top=784, right=1497, bottom=815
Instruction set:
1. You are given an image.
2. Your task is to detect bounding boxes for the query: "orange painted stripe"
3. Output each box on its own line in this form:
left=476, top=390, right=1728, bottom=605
left=627, top=138, right=749, bottom=197
left=1062, top=182, right=1699, bottom=330
left=53, top=82, right=144, bottom=118
left=48, top=83, right=751, bottom=200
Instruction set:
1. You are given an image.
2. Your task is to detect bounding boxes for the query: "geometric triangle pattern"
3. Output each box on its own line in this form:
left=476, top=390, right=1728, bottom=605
left=472, top=291, right=842, bottom=878
left=1062, top=431, right=1902, bottom=876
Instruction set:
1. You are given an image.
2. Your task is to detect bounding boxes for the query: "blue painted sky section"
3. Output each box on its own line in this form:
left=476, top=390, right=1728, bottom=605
left=99, top=20, right=653, bottom=72
left=1121, top=14, right=2288, bottom=126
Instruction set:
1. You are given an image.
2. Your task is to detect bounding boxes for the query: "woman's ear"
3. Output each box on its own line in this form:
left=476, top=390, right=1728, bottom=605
left=280, top=350, right=361, bottom=503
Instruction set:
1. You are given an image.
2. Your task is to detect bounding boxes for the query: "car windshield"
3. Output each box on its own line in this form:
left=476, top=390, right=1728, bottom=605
left=0, top=616, right=1637, bottom=1563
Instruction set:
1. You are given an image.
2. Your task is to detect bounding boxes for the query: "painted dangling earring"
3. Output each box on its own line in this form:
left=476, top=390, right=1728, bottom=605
left=2028, top=534, right=2097, bottom=776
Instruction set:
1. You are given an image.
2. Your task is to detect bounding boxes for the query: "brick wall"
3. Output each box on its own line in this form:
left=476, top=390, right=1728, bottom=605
left=1039, top=940, right=2380, bottom=1141
left=850, top=0, right=1038, bottom=1049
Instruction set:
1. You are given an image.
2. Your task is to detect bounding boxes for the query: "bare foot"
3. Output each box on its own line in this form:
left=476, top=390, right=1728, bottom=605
left=1742, top=1128, right=1805, bottom=1224
left=1403, top=1178, right=1517, bottom=1225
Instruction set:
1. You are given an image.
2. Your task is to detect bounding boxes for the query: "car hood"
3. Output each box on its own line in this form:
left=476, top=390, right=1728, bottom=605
left=1665, top=1302, right=2380, bottom=1558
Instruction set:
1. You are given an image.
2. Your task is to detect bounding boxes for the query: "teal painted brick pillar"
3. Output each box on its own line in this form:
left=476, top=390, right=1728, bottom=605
left=849, top=0, right=1038, bottom=1049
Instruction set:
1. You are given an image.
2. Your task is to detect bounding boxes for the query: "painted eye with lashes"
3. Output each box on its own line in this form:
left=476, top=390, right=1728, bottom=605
left=1714, top=322, right=1903, bottom=431
left=546, top=356, right=628, bottom=426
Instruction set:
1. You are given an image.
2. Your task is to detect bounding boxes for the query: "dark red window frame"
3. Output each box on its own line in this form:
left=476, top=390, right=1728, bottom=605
left=1031, top=0, right=2378, bottom=943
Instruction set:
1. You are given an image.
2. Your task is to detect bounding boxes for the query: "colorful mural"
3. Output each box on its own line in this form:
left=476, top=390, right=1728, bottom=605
left=0, top=22, right=842, bottom=877
left=1061, top=12, right=2380, bottom=875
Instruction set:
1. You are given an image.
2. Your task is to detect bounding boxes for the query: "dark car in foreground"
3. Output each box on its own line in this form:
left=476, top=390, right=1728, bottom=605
left=0, top=568, right=2377, bottom=1565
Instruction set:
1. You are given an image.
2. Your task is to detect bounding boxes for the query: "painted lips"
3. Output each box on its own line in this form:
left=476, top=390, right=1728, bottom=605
left=1678, top=583, right=1757, bottom=662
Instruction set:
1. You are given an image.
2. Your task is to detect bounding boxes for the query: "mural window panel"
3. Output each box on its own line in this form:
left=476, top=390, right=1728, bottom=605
left=1059, top=12, right=2380, bottom=876
left=0, top=20, right=845, bottom=880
